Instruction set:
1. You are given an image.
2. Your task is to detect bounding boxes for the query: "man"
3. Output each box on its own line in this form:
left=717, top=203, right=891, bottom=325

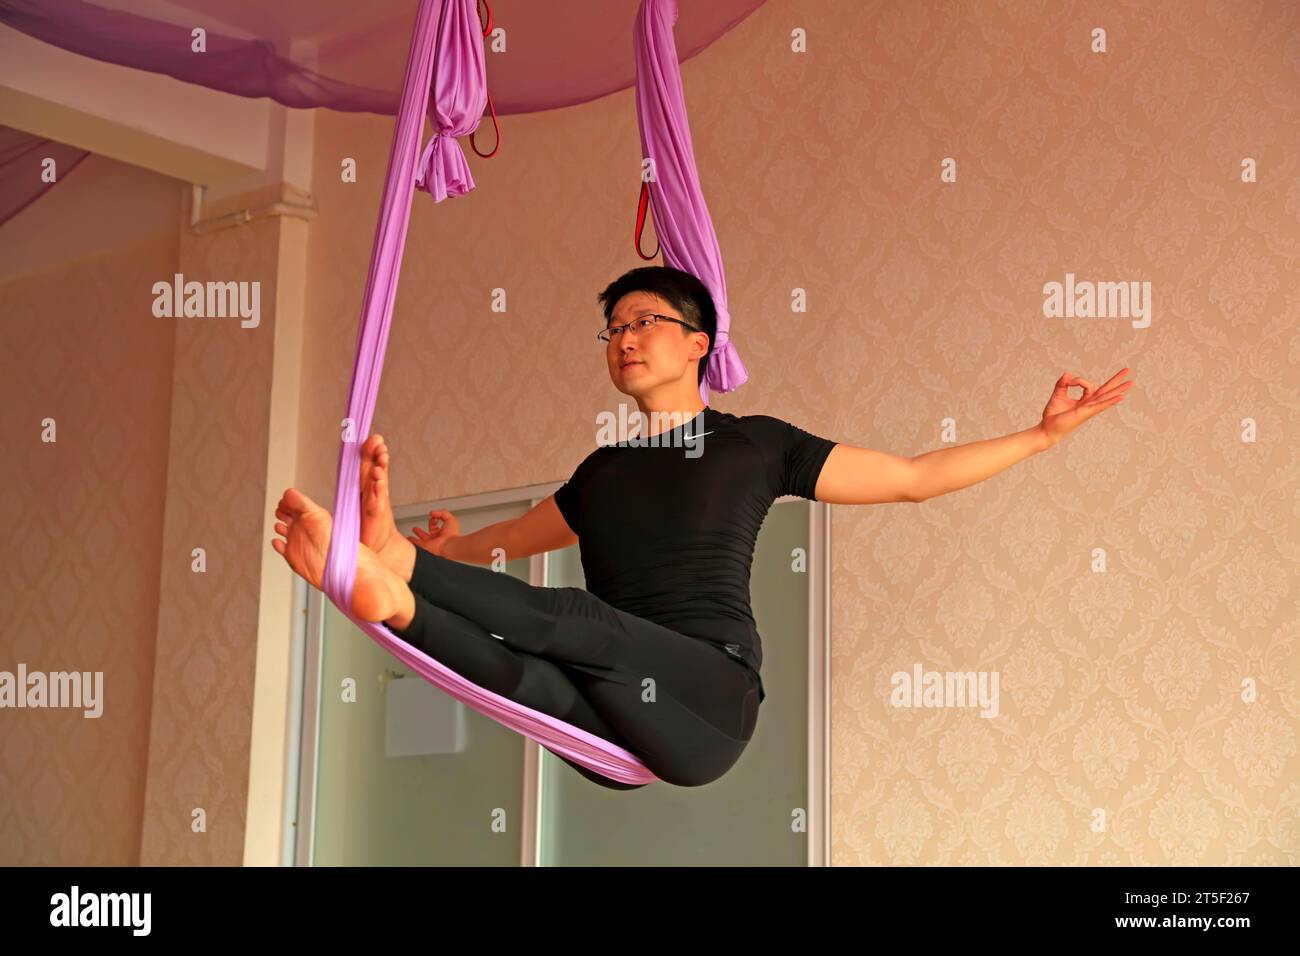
left=272, top=266, right=1131, bottom=788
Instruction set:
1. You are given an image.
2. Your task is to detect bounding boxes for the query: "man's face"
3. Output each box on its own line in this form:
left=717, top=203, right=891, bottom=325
left=603, top=292, right=707, bottom=396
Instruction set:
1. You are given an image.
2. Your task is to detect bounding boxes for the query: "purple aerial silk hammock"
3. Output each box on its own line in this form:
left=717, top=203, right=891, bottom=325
left=322, top=0, right=744, bottom=785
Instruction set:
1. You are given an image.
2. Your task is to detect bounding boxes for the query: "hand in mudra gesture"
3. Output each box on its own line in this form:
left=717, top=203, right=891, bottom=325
left=409, top=509, right=460, bottom=556
left=1039, top=368, right=1134, bottom=448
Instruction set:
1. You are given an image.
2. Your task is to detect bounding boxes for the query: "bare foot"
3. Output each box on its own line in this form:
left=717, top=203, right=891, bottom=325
left=272, top=487, right=411, bottom=625
left=358, top=434, right=414, bottom=579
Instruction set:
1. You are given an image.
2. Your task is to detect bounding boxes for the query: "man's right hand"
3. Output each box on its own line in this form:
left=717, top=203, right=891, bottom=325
left=409, top=509, right=460, bottom=557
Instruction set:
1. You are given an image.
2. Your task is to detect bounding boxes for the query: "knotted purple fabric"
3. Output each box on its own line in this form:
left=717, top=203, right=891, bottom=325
left=412, top=0, right=484, bottom=200
left=634, top=0, right=749, bottom=403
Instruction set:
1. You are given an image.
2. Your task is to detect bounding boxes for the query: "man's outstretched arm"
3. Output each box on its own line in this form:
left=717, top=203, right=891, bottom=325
left=812, top=369, right=1133, bottom=505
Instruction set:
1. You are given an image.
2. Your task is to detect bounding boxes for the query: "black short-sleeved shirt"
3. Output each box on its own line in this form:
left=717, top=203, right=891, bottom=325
left=553, top=407, right=837, bottom=702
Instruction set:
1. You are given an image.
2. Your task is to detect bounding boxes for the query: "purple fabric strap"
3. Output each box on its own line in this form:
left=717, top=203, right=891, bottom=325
left=321, top=0, right=659, bottom=785
left=634, top=0, right=749, bottom=404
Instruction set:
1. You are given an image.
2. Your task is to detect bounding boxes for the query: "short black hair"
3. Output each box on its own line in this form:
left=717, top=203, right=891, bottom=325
left=597, top=266, right=717, bottom=387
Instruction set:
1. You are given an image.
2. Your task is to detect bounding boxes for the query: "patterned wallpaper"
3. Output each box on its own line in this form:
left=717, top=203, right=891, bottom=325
left=137, top=207, right=284, bottom=866
left=0, top=229, right=178, bottom=864
left=812, top=0, right=1300, bottom=865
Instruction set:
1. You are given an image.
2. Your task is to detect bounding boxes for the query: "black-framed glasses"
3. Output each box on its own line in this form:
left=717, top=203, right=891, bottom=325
left=597, top=313, right=701, bottom=344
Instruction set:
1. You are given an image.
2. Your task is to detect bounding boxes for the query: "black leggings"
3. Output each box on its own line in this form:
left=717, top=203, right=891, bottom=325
left=388, top=548, right=761, bottom=789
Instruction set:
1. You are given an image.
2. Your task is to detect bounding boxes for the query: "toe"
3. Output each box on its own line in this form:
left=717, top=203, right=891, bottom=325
left=287, top=487, right=314, bottom=510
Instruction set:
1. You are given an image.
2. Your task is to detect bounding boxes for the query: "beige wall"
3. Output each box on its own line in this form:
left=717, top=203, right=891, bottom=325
left=2, top=0, right=1297, bottom=865
left=137, top=196, right=295, bottom=866
left=0, top=157, right=180, bottom=865
left=0, top=155, right=183, bottom=283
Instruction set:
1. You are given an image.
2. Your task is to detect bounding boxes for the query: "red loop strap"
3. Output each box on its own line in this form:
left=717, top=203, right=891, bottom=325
left=471, top=93, right=500, bottom=158
left=635, top=180, right=659, bottom=260
left=470, top=0, right=500, bottom=159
